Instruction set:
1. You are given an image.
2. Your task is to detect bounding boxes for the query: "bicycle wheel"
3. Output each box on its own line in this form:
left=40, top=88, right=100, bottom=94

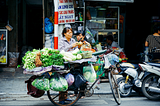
left=108, top=71, right=121, bottom=105
left=47, top=89, right=81, bottom=106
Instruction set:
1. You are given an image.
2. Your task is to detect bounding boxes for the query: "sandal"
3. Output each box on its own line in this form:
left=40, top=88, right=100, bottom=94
left=80, top=96, right=85, bottom=99
left=70, top=94, right=77, bottom=97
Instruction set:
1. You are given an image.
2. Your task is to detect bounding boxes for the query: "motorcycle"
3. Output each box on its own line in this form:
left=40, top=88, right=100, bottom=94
left=138, top=62, right=160, bottom=100
left=116, top=48, right=158, bottom=97
left=116, top=62, right=144, bottom=97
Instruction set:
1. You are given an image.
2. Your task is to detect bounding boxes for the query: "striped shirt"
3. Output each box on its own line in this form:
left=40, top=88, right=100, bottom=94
left=58, top=37, right=78, bottom=52
left=146, top=35, right=160, bottom=52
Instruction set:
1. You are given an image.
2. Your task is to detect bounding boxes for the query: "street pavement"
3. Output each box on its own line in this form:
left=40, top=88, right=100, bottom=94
left=1, top=68, right=159, bottom=106
left=0, top=67, right=113, bottom=98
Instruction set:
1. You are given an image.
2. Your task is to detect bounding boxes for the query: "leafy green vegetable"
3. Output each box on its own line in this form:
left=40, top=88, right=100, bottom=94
left=50, top=77, right=68, bottom=91
left=22, top=50, right=40, bottom=69
left=32, top=77, right=50, bottom=91
left=22, top=48, right=64, bottom=69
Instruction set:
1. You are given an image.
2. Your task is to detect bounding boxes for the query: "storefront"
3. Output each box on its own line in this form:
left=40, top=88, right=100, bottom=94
left=82, top=0, right=134, bottom=48
left=0, top=0, right=135, bottom=67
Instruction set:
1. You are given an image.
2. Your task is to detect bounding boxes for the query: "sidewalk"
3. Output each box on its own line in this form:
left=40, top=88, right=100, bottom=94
left=0, top=67, right=112, bottom=97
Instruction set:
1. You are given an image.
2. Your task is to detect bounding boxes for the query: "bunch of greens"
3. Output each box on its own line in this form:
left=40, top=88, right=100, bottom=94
left=22, top=49, right=40, bottom=70
left=40, top=48, right=64, bottom=67
left=22, top=48, right=64, bottom=70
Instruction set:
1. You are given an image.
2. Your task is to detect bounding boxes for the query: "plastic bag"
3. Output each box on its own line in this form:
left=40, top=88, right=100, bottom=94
left=74, top=73, right=87, bottom=88
left=8, top=52, right=19, bottom=67
left=65, top=73, right=74, bottom=87
left=85, top=27, right=95, bottom=44
left=44, top=18, right=54, bottom=34
left=105, top=53, right=119, bottom=66
left=50, top=73, right=68, bottom=91
left=80, top=41, right=92, bottom=51
left=83, top=64, right=96, bottom=83
left=96, top=59, right=105, bottom=78
left=31, top=76, right=50, bottom=91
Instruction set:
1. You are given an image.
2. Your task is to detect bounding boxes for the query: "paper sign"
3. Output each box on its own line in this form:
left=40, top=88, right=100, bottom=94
left=58, top=0, right=75, bottom=24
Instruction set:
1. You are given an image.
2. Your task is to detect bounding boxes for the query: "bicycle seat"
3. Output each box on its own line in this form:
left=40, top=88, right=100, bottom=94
left=147, top=62, right=160, bottom=68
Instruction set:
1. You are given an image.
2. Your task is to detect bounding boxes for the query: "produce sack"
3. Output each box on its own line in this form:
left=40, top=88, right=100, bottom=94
left=25, top=75, right=45, bottom=98
left=50, top=73, right=68, bottom=91
left=106, top=54, right=119, bottom=66
left=8, top=52, right=19, bottom=67
left=31, top=76, right=50, bottom=91
left=74, top=73, right=87, bottom=88
left=96, top=59, right=105, bottom=78
left=85, top=27, right=95, bottom=44
left=83, top=64, right=96, bottom=83
left=44, top=18, right=54, bottom=34
left=65, top=73, right=74, bottom=87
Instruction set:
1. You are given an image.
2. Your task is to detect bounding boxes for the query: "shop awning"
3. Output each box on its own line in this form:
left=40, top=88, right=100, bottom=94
left=84, top=0, right=134, bottom=3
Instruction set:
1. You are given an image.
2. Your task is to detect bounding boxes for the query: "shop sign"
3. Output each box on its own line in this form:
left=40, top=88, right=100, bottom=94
left=58, top=0, right=75, bottom=24
left=84, top=0, right=134, bottom=3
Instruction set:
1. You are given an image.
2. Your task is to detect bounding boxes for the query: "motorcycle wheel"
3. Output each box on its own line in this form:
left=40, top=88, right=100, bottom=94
left=117, top=77, right=132, bottom=97
left=142, top=74, right=160, bottom=100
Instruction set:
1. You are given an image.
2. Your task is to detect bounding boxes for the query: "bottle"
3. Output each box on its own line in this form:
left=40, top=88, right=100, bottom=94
left=75, top=11, right=79, bottom=21
left=79, top=12, right=83, bottom=21
left=78, top=24, right=83, bottom=33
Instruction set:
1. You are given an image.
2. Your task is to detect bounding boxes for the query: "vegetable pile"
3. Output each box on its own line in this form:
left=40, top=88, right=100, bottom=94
left=60, top=48, right=82, bottom=61
left=60, top=48, right=93, bottom=62
left=22, top=48, right=64, bottom=70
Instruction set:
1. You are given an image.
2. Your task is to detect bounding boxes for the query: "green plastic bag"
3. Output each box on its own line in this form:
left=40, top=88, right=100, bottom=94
left=83, top=64, right=96, bottom=83
left=49, top=73, right=68, bottom=91
left=31, top=77, right=50, bottom=91
left=96, top=59, right=105, bottom=78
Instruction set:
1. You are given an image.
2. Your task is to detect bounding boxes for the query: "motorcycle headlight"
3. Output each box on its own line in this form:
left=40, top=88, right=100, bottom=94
left=135, top=80, right=141, bottom=87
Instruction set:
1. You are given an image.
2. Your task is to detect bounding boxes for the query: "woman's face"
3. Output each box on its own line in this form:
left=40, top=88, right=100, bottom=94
left=106, top=39, right=112, bottom=45
left=77, top=33, right=84, bottom=41
left=64, top=29, right=73, bottom=39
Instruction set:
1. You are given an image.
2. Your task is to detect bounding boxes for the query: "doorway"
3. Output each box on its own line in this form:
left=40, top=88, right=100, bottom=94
left=26, top=5, right=43, bottom=49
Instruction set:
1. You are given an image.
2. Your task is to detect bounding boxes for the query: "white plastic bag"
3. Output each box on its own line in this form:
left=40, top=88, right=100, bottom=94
left=83, top=64, right=96, bottom=83
left=104, top=55, right=111, bottom=69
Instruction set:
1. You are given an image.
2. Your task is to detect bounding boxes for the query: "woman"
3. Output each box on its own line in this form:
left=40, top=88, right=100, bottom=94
left=145, top=25, right=160, bottom=61
left=58, top=27, right=84, bottom=104
left=59, top=27, right=79, bottom=52
left=145, top=25, right=160, bottom=51
left=69, top=31, right=89, bottom=99
left=105, top=34, right=121, bottom=49
left=75, top=31, right=91, bottom=50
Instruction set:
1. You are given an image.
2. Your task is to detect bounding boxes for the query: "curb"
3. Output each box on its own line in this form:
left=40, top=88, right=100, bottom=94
left=0, top=92, right=112, bottom=95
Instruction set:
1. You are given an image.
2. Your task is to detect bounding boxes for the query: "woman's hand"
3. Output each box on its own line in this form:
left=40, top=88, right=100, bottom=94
left=72, top=42, right=78, bottom=48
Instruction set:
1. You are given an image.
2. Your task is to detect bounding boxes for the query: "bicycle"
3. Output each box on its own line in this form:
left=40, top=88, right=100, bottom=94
left=47, top=50, right=121, bottom=106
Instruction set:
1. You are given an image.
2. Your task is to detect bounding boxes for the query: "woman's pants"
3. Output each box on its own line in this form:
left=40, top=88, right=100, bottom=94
left=59, top=91, right=68, bottom=101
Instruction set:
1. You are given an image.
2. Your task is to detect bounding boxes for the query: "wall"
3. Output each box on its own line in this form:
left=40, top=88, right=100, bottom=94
left=8, top=0, right=18, bottom=52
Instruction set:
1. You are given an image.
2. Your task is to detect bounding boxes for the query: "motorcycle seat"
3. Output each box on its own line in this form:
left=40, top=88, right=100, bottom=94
left=131, top=63, right=139, bottom=69
left=120, top=63, right=139, bottom=69
left=147, top=62, right=160, bottom=68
